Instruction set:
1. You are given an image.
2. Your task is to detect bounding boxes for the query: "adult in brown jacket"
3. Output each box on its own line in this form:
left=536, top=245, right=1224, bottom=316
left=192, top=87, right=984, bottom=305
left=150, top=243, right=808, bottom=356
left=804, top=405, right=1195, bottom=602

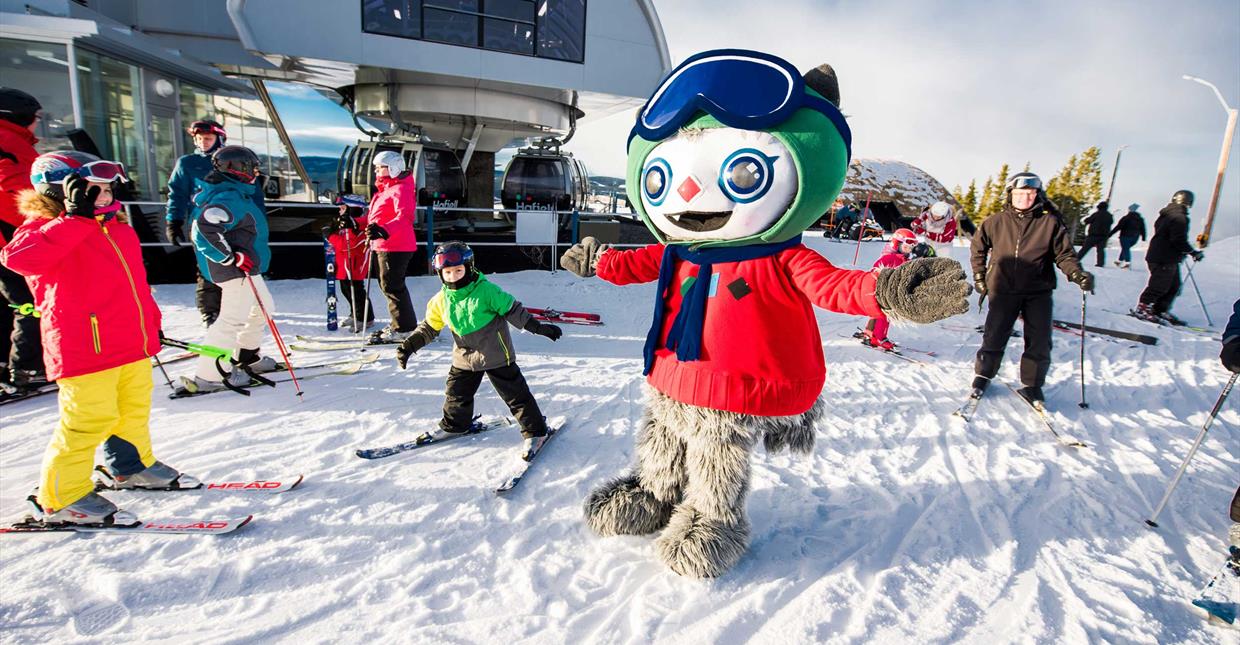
left=969, top=172, right=1093, bottom=405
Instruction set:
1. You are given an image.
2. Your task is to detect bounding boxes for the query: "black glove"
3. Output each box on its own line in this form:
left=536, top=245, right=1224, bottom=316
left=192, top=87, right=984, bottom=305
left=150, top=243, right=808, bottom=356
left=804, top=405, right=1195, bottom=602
left=909, top=242, right=936, bottom=259
left=874, top=257, right=973, bottom=323
left=560, top=237, right=609, bottom=278
left=1069, top=270, right=1095, bottom=292
left=1191, top=250, right=1204, bottom=262
left=1222, top=339, right=1240, bottom=374
left=524, top=319, right=562, bottom=341
left=973, top=274, right=988, bottom=297
left=338, top=212, right=360, bottom=233
left=165, top=221, right=186, bottom=247
left=64, top=174, right=100, bottom=218
left=396, top=332, right=428, bottom=369
left=366, top=223, right=389, bottom=240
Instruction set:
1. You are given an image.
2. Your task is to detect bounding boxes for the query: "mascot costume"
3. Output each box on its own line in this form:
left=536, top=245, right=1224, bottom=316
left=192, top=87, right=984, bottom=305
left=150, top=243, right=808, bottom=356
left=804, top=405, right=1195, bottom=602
left=561, top=50, right=972, bottom=577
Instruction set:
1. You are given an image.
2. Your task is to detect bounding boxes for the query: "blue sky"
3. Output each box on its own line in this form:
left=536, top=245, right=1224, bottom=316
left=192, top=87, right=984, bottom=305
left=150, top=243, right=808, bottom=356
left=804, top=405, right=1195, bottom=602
left=271, top=0, right=1240, bottom=239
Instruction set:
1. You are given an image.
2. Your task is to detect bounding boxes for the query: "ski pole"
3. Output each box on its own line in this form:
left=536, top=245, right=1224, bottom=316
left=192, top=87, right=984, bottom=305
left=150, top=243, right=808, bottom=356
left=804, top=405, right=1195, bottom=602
left=1145, top=372, right=1237, bottom=528
left=160, top=336, right=230, bottom=360
left=1078, top=290, right=1089, bottom=408
left=342, top=227, right=359, bottom=333
left=1184, top=258, right=1212, bottom=327
left=361, top=243, right=375, bottom=337
left=151, top=352, right=175, bottom=393
left=853, top=191, right=872, bottom=266
left=245, top=274, right=303, bottom=400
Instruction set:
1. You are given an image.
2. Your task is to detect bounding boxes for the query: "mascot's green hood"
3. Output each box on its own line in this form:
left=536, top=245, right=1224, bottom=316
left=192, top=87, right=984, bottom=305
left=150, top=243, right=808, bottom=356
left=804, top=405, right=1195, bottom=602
left=624, top=50, right=852, bottom=249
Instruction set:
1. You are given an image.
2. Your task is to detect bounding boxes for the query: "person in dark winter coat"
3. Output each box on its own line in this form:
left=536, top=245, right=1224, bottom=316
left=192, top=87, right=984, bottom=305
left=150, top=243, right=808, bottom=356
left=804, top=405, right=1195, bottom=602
left=0, top=87, right=46, bottom=392
left=165, top=120, right=265, bottom=327
left=1075, top=201, right=1114, bottom=267
left=1109, top=203, right=1146, bottom=269
left=1222, top=299, right=1240, bottom=374
left=1135, top=190, right=1202, bottom=326
left=395, top=242, right=561, bottom=459
left=970, top=171, right=1093, bottom=405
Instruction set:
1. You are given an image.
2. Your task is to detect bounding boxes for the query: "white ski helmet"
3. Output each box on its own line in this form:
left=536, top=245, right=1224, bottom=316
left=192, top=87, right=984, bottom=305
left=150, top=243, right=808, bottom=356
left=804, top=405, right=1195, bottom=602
left=372, top=150, right=406, bottom=175
left=929, top=201, right=951, bottom=219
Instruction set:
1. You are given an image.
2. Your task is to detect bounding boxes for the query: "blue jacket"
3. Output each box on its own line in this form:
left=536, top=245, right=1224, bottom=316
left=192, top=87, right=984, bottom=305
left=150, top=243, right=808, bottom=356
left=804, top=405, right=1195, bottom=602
left=166, top=152, right=264, bottom=223
left=191, top=177, right=270, bottom=283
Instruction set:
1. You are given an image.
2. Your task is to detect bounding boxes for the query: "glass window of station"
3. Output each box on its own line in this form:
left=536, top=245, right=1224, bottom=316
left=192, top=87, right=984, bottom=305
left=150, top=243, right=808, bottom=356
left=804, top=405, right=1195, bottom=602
left=0, top=39, right=76, bottom=152
left=362, top=0, right=586, bottom=62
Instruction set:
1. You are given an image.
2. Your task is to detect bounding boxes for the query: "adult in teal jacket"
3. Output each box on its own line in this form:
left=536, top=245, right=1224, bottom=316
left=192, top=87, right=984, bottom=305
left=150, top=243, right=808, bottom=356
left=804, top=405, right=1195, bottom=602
left=176, top=146, right=277, bottom=396
left=165, top=120, right=265, bottom=326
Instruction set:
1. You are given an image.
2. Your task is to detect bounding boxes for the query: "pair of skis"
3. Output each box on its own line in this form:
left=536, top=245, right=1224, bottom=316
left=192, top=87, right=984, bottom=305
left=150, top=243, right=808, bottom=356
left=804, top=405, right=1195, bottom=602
left=355, top=416, right=561, bottom=495
left=953, top=384, right=1087, bottom=449
left=846, top=330, right=936, bottom=364
left=168, top=353, right=378, bottom=399
left=3, top=472, right=303, bottom=536
left=290, top=335, right=402, bottom=352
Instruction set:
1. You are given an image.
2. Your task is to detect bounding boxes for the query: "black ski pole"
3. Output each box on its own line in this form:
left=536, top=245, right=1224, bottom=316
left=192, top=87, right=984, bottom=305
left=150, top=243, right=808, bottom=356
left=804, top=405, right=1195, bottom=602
left=1078, top=290, right=1089, bottom=408
left=152, top=353, right=175, bottom=393
left=1184, top=258, right=1212, bottom=327
left=1146, top=372, right=1237, bottom=528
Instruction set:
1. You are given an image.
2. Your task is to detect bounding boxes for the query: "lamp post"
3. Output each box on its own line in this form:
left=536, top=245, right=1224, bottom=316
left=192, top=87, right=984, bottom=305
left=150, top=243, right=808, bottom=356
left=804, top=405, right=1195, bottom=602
left=1105, top=145, right=1128, bottom=203
left=1182, top=75, right=1238, bottom=249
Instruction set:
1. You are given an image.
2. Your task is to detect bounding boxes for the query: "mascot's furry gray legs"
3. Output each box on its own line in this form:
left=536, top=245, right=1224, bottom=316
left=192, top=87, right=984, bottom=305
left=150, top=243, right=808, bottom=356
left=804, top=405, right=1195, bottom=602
left=584, top=386, right=821, bottom=578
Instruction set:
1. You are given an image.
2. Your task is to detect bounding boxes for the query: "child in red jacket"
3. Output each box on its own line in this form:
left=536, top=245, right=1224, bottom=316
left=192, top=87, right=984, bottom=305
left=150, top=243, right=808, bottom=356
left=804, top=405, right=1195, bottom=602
left=861, top=228, right=917, bottom=350
left=326, top=194, right=375, bottom=332
left=0, top=151, right=199, bottom=528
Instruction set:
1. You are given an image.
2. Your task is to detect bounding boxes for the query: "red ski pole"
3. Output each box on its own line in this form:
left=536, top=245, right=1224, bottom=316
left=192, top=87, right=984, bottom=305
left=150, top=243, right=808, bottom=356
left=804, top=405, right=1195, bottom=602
left=245, top=274, right=303, bottom=399
left=853, top=191, right=872, bottom=266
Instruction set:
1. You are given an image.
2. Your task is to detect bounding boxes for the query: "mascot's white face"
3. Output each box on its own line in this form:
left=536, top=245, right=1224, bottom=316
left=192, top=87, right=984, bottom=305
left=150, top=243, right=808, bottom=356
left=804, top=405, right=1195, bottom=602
left=638, top=127, right=798, bottom=242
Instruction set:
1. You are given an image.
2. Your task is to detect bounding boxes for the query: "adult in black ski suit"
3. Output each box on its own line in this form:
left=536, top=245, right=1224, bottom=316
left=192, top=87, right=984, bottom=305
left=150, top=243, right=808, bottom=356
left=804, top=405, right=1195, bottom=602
left=1075, top=201, right=1113, bottom=267
left=970, top=172, right=1093, bottom=404
left=1136, top=190, right=1202, bottom=324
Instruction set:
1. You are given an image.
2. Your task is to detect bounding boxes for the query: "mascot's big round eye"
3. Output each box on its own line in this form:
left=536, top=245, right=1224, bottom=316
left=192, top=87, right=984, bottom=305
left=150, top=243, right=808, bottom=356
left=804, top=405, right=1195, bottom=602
left=642, top=158, right=672, bottom=206
left=718, top=149, right=777, bottom=204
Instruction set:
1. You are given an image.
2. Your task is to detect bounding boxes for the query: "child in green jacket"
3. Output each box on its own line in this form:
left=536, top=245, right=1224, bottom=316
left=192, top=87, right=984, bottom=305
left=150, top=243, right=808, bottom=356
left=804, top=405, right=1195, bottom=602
left=396, top=241, right=562, bottom=459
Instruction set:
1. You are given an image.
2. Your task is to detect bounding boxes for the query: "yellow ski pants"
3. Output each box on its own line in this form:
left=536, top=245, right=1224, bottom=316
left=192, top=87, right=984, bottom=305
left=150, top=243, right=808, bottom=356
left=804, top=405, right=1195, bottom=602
left=37, top=359, right=154, bottom=511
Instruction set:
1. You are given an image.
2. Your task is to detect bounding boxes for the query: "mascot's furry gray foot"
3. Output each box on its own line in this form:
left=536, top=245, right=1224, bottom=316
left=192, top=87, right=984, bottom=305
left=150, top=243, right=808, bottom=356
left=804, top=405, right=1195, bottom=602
left=564, top=49, right=971, bottom=578
left=585, top=388, right=823, bottom=577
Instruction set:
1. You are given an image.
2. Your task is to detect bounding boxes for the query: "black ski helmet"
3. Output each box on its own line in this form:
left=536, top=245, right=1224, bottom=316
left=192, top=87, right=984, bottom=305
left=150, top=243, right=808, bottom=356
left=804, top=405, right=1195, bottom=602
left=1171, top=190, right=1194, bottom=207
left=1097, top=200, right=1108, bottom=210
left=1004, top=171, right=1044, bottom=206
left=0, top=87, right=42, bottom=127
left=212, top=145, right=262, bottom=183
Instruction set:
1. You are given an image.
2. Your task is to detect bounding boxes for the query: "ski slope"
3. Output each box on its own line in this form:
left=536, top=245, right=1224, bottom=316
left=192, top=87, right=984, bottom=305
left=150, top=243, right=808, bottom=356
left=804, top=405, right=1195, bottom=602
left=1, top=235, right=1237, bottom=643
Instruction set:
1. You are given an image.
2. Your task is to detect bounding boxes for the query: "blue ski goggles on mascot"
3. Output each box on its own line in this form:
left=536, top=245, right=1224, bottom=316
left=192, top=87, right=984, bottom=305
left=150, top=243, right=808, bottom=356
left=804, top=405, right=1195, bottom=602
left=629, top=49, right=852, bottom=160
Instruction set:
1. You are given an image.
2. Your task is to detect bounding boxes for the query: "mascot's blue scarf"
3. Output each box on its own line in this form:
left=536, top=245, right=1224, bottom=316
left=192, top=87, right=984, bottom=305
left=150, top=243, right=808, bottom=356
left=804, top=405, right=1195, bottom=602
left=643, top=236, right=802, bottom=375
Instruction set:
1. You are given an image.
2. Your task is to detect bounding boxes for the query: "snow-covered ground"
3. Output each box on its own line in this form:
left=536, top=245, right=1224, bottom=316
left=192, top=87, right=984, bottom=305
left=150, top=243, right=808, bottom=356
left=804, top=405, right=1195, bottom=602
left=1, top=234, right=1237, bottom=643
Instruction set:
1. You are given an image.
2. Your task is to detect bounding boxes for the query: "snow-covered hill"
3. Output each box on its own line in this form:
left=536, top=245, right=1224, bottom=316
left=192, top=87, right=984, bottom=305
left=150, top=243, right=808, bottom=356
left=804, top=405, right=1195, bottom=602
left=1, top=235, right=1237, bottom=643
left=839, top=158, right=958, bottom=216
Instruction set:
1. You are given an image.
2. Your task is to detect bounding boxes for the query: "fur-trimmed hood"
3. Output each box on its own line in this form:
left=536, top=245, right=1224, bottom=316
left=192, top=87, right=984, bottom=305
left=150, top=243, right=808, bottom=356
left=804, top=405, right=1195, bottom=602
left=16, top=188, right=128, bottom=223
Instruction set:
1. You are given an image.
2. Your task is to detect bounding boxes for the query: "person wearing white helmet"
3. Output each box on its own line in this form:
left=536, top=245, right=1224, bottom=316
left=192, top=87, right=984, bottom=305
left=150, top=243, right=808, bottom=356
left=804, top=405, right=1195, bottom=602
left=365, top=150, right=420, bottom=344
left=911, top=200, right=958, bottom=257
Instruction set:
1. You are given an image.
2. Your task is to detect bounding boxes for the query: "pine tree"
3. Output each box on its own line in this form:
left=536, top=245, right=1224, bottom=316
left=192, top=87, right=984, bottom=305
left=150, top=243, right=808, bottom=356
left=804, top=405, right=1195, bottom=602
left=990, top=164, right=1010, bottom=215
left=978, top=177, right=995, bottom=221
left=963, top=180, right=978, bottom=223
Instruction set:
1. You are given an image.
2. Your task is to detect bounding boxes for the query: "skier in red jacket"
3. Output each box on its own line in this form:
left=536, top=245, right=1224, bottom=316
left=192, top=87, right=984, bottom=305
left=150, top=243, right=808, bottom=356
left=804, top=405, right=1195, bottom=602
left=0, top=87, right=46, bottom=393
left=1, top=151, right=198, bottom=527
left=326, top=194, right=375, bottom=332
left=860, top=228, right=917, bottom=350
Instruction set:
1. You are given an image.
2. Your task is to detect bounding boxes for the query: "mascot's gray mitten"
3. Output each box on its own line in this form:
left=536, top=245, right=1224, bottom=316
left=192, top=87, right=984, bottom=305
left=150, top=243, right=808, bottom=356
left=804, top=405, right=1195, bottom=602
left=560, top=236, right=610, bottom=278
left=875, top=257, right=973, bottom=323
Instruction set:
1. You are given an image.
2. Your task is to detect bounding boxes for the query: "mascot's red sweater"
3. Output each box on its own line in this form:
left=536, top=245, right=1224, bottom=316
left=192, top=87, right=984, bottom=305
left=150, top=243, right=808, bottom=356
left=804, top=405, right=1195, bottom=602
left=597, top=243, right=883, bottom=416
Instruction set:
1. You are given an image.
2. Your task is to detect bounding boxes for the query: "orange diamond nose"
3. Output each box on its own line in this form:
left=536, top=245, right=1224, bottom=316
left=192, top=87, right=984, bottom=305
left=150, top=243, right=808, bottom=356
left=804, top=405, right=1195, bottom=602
left=677, top=175, right=702, bottom=203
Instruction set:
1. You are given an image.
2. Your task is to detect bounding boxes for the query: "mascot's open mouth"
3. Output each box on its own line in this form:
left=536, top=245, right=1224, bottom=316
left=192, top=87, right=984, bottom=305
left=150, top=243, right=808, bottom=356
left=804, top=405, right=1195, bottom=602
left=666, top=211, right=733, bottom=232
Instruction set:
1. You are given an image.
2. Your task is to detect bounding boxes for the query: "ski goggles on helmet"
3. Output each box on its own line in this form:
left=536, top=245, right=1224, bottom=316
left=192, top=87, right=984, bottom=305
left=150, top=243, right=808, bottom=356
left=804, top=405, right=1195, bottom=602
left=1008, top=175, right=1042, bottom=191
left=336, top=194, right=368, bottom=209
left=629, top=49, right=851, bottom=159
left=187, top=121, right=226, bottom=137
left=31, top=159, right=128, bottom=185
left=431, top=246, right=474, bottom=271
